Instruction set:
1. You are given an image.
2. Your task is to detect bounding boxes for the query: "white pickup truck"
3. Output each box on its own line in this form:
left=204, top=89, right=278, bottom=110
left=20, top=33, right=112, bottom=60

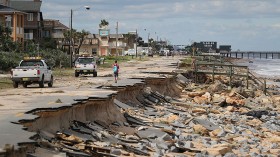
left=74, top=54, right=97, bottom=77
left=10, top=57, right=53, bottom=88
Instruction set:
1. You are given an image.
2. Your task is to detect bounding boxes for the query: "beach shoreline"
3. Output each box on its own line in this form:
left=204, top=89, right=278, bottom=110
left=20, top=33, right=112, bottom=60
left=230, top=58, right=280, bottom=88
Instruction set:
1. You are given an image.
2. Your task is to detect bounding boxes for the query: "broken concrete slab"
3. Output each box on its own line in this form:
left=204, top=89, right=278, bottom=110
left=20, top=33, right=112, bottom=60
left=193, top=118, right=220, bottom=131
left=114, top=99, right=134, bottom=110
left=136, top=127, right=167, bottom=140
left=28, top=147, right=66, bottom=157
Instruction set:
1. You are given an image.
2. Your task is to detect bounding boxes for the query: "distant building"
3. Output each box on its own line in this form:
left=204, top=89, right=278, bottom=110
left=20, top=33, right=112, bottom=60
left=0, top=0, right=9, bottom=6
left=0, top=4, right=25, bottom=45
left=79, top=34, right=99, bottom=55
left=219, top=45, right=231, bottom=53
left=43, top=19, right=68, bottom=38
left=43, top=19, right=69, bottom=49
left=109, top=34, right=126, bottom=56
left=10, top=0, right=44, bottom=42
left=196, top=41, right=217, bottom=53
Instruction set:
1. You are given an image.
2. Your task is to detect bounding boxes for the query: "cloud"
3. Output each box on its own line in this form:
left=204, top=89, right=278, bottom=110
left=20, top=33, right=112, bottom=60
left=40, top=0, right=280, bottom=50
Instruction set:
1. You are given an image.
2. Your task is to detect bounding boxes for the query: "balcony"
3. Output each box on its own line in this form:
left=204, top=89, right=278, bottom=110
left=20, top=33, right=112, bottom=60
left=24, top=33, right=33, bottom=40
left=52, top=33, right=64, bottom=39
left=108, top=42, right=126, bottom=48
left=83, top=39, right=99, bottom=45
left=16, top=27, right=24, bottom=34
left=99, top=41, right=109, bottom=47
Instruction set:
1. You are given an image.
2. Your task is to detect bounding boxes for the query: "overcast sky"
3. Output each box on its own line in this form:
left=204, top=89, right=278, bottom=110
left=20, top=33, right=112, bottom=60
left=41, top=0, right=280, bottom=51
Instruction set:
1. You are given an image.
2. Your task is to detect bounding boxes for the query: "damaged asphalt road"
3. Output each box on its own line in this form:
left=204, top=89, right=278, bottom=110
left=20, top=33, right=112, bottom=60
left=0, top=56, right=280, bottom=156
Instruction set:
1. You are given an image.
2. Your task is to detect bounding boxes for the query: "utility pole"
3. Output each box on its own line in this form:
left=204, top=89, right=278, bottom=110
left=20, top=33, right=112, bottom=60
left=135, top=29, right=138, bottom=58
left=148, top=33, right=150, bottom=53
left=116, top=21, right=118, bottom=57
left=70, top=9, right=73, bottom=68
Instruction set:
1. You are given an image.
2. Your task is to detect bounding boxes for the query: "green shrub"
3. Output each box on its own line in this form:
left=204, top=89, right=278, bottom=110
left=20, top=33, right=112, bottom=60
left=39, top=49, right=70, bottom=68
left=0, top=52, right=22, bottom=71
left=0, top=50, right=70, bottom=71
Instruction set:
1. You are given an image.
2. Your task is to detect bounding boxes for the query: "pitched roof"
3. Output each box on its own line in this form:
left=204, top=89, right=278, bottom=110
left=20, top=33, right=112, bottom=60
left=10, top=1, right=41, bottom=12
left=43, top=19, right=69, bottom=30
left=0, top=4, right=25, bottom=13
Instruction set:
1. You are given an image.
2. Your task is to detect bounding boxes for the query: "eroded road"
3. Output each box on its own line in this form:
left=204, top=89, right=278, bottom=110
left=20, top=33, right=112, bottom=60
left=0, top=56, right=181, bottom=152
left=1, top=55, right=280, bottom=157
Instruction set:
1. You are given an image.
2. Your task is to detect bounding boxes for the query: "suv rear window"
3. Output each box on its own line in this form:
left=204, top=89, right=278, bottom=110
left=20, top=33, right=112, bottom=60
left=76, top=58, right=95, bottom=64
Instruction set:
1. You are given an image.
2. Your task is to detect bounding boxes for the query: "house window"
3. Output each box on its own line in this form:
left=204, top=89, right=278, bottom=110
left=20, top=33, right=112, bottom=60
left=27, top=13, right=33, bottom=21
left=6, top=21, right=11, bottom=28
left=5, top=15, right=11, bottom=28
left=92, top=48, right=97, bottom=55
left=44, top=30, right=50, bottom=37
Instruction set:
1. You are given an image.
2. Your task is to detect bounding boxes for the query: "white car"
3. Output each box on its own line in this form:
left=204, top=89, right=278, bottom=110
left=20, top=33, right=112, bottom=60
left=125, top=49, right=136, bottom=56
left=74, top=55, right=97, bottom=77
left=11, top=57, right=53, bottom=88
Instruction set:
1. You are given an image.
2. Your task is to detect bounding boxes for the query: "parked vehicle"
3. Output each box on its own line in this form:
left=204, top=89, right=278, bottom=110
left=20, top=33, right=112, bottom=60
left=159, top=50, right=165, bottom=56
left=10, top=57, right=53, bottom=88
left=74, top=54, right=97, bottom=77
left=147, top=50, right=154, bottom=57
left=124, top=49, right=136, bottom=56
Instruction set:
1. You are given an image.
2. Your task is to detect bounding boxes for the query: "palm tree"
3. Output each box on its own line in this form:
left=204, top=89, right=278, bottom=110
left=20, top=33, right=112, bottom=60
left=99, top=19, right=109, bottom=28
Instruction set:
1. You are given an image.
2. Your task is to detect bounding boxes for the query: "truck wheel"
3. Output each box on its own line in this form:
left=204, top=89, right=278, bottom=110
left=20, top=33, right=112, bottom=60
left=48, top=76, right=53, bottom=87
left=13, top=81, right=18, bottom=88
left=39, top=76, right=44, bottom=88
left=75, top=72, right=79, bottom=77
left=23, top=82, right=28, bottom=88
left=93, top=71, right=97, bottom=77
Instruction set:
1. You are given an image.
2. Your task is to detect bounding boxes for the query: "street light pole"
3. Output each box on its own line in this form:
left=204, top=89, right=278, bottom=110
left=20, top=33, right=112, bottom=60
left=148, top=32, right=150, bottom=53
left=135, top=29, right=138, bottom=58
left=144, top=29, right=149, bottom=54
left=70, top=9, right=73, bottom=68
left=69, top=6, right=90, bottom=68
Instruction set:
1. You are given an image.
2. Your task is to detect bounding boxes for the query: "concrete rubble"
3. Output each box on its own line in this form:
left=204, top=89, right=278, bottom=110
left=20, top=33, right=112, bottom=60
left=25, top=72, right=280, bottom=157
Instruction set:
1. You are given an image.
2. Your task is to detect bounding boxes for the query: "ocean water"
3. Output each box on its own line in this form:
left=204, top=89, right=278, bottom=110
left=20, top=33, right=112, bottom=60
left=247, top=59, right=280, bottom=78
left=236, top=59, right=280, bottom=78
left=235, top=58, right=280, bottom=87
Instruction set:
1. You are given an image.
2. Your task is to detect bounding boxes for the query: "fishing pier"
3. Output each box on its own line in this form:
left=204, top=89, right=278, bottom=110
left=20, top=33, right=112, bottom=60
left=220, top=51, right=280, bottom=59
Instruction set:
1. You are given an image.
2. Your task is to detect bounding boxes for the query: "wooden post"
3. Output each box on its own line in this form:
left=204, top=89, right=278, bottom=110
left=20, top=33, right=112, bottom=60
left=212, top=63, right=215, bottom=83
left=266, top=53, right=268, bottom=59
left=229, top=65, right=233, bottom=88
left=235, top=52, right=237, bottom=58
left=195, top=62, right=197, bottom=83
left=246, top=68, right=249, bottom=89
left=263, top=79, right=266, bottom=95
left=241, top=53, right=243, bottom=58
left=272, top=53, right=274, bottom=59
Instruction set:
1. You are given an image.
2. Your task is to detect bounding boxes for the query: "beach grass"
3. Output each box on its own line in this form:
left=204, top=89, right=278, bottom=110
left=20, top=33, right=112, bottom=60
left=0, top=77, right=13, bottom=90
left=52, top=68, right=74, bottom=77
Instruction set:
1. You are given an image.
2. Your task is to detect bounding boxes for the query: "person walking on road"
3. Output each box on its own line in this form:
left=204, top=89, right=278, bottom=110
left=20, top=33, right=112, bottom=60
left=113, top=60, right=119, bottom=83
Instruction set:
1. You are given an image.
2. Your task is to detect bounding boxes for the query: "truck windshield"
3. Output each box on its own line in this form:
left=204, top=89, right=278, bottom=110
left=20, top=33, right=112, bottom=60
left=20, top=61, right=44, bottom=66
left=77, top=58, right=94, bottom=64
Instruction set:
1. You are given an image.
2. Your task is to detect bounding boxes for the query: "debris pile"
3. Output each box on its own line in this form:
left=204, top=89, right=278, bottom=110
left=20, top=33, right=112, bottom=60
left=30, top=74, right=279, bottom=156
